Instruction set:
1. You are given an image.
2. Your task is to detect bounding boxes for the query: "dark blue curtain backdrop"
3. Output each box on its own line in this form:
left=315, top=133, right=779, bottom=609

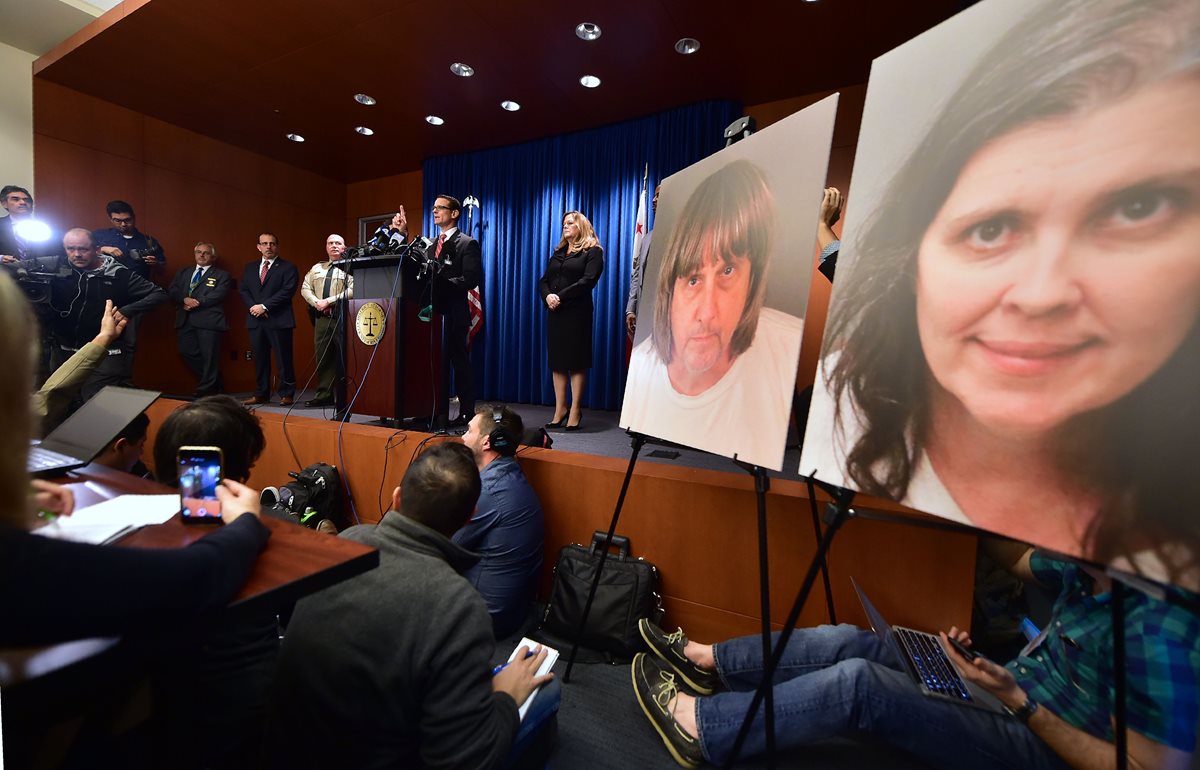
left=422, top=99, right=741, bottom=411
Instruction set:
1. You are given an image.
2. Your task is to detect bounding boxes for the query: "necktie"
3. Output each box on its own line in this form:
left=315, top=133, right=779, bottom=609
left=259, top=260, right=269, bottom=284
left=320, top=264, right=334, bottom=299
left=434, top=234, right=445, bottom=260
left=189, top=267, right=202, bottom=294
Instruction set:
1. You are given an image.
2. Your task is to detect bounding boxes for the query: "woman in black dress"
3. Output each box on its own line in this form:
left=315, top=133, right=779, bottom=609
left=538, top=211, right=604, bottom=430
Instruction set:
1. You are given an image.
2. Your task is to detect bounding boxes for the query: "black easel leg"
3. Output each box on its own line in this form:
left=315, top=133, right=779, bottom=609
left=563, top=433, right=646, bottom=682
left=753, top=467, right=775, bottom=767
left=1112, top=581, right=1127, bottom=770
left=724, top=491, right=854, bottom=768
left=805, top=476, right=837, bottom=625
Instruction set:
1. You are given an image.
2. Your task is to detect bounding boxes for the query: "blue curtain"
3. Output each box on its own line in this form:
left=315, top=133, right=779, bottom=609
left=423, top=99, right=741, bottom=410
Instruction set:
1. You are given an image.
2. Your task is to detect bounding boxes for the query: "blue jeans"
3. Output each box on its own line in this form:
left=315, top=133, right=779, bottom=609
left=500, top=678, right=561, bottom=769
left=696, top=625, right=1069, bottom=770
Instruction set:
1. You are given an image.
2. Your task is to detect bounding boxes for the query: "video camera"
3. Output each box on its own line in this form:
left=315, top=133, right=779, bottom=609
left=260, top=462, right=345, bottom=530
left=6, top=256, right=66, bottom=305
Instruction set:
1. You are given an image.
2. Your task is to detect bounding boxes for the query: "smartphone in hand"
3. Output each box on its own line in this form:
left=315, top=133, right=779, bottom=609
left=178, top=445, right=224, bottom=524
left=946, top=635, right=979, bottom=662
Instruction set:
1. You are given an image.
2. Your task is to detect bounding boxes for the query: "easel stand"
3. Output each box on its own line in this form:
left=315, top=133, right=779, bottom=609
left=731, top=458, right=776, bottom=764
left=724, top=480, right=856, bottom=768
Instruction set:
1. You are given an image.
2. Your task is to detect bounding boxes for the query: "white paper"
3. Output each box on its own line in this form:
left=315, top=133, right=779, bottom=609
left=32, top=494, right=179, bottom=544
left=507, top=637, right=559, bottom=721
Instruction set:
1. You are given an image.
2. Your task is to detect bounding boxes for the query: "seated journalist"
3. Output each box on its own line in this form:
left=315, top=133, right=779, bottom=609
left=265, top=443, right=557, bottom=770
left=631, top=539, right=1200, bottom=769
left=455, top=404, right=545, bottom=639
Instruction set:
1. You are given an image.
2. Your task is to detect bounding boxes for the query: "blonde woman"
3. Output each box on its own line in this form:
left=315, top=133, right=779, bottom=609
left=538, top=211, right=604, bottom=431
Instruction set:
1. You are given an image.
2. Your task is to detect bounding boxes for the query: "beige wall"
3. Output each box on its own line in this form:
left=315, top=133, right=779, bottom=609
left=0, top=42, right=36, bottom=191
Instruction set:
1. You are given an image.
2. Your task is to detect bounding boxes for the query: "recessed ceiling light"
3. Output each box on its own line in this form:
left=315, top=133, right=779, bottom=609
left=355, top=126, right=375, bottom=136
left=575, top=22, right=601, bottom=41
left=354, top=93, right=376, bottom=105
left=579, top=75, right=601, bottom=88
left=286, top=133, right=305, bottom=142
left=675, top=38, right=700, bottom=55
left=425, top=115, right=445, bottom=126
left=500, top=100, right=521, bottom=112
left=450, top=62, right=475, bottom=77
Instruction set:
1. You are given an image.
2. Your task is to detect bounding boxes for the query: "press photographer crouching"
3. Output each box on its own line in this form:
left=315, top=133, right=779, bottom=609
left=25, top=228, right=168, bottom=404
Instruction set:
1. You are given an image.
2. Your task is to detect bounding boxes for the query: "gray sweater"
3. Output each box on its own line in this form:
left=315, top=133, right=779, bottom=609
left=266, top=512, right=520, bottom=769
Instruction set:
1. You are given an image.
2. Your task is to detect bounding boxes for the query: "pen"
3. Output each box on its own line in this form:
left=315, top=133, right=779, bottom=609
left=492, top=648, right=536, bottom=676
left=37, top=510, right=58, bottom=524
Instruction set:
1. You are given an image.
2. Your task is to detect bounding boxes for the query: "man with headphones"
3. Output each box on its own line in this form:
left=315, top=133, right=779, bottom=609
left=454, top=404, right=546, bottom=639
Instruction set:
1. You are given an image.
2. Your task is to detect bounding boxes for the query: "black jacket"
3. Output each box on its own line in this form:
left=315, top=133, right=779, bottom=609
left=169, top=264, right=232, bottom=331
left=429, top=230, right=482, bottom=313
left=239, top=258, right=299, bottom=330
left=45, top=256, right=169, bottom=350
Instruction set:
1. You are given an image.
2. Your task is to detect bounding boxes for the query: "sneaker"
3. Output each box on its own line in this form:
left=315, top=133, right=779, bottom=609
left=631, top=653, right=704, bottom=768
left=639, top=619, right=719, bottom=695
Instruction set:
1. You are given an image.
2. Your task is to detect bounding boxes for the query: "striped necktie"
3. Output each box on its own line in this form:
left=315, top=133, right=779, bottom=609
left=434, top=234, right=445, bottom=259
left=259, top=260, right=269, bottom=284
left=189, top=267, right=203, bottom=294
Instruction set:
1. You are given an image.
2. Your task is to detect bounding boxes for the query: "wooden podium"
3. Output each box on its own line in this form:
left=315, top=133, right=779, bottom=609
left=338, top=253, right=442, bottom=421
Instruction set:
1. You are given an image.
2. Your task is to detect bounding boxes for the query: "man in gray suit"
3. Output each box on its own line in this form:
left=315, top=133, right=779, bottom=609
left=625, top=184, right=660, bottom=338
left=169, top=242, right=231, bottom=396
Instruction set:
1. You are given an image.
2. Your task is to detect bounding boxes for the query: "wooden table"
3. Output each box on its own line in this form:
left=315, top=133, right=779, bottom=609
left=1, top=463, right=379, bottom=687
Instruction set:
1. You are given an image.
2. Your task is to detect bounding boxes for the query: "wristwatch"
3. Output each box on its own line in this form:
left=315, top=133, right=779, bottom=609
left=1009, top=697, right=1039, bottom=724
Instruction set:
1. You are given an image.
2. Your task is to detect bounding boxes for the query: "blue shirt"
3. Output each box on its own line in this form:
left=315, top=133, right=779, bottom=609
left=1007, top=552, right=1200, bottom=750
left=451, top=457, right=544, bottom=638
left=93, top=227, right=165, bottom=280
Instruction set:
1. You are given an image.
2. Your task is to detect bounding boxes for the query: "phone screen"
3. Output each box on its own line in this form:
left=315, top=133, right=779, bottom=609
left=178, top=448, right=223, bottom=522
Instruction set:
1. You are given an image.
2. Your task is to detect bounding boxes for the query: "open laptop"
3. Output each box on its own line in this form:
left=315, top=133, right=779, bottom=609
left=28, top=386, right=161, bottom=475
left=852, top=577, right=1007, bottom=714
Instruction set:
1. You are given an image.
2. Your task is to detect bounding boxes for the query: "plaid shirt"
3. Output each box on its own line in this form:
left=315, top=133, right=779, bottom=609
left=1006, top=553, right=1200, bottom=750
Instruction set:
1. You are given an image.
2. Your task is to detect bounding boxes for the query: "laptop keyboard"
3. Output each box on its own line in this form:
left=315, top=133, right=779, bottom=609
left=28, top=445, right=84, bottom=472
left=894, top=627, right=973, bottom=701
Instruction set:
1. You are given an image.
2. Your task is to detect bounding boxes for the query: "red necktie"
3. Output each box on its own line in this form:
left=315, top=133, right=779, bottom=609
left=434, top=234, right=445, bottom=260
left=259, top=260, right=269, bottom=284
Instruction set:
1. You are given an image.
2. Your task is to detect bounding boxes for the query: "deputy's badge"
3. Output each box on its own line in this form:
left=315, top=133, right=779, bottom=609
left=205, top=277, right=217, bottom=287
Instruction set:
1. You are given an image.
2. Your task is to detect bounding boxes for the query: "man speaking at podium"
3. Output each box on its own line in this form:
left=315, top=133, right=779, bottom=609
left=398, top=197, right=481, bottom=428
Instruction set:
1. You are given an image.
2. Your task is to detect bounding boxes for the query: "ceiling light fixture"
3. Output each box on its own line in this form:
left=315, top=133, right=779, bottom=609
left=500, top=100, right=521, bottom=112
left=450, top=62, right=475, bottom=77
left=675, top=38, right=700, bottom=55
left=286, top=133, right=305, bottom=142
left=575, top=22, right=601, bottom=41
left=579, top=75, right=601, bottom=88
left=425, top=115, right=445, bottom=126
left=354, top=93, right=377, bottom=105
left=355, top=126, right=375, bottom=136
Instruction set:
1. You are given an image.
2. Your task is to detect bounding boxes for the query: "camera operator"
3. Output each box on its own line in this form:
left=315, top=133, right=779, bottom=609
left=93, top=200, right=165, bottom=280
left=0, top=185, right=59, bottom=263
left=45, top=228, right=168, bottom=402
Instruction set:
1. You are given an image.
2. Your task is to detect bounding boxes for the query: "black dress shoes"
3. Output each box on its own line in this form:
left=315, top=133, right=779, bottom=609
left=545, top=416, right=567, bottom=429
left=305, top=397, right=335, bottom=407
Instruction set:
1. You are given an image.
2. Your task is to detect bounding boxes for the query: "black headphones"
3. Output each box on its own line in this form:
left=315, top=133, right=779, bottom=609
left=487, top=406, right=515, bottom=455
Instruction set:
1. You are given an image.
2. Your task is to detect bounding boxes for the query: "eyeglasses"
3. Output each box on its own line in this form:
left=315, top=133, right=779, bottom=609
left=110, top=216, right=134, bottom=224
left=431, top=205, right=451, bottom=211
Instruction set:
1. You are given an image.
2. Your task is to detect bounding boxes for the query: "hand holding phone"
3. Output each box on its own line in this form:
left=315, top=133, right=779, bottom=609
left=178, top=446, right=224, bottom=524
left=946, top=635, right=980, bottom=662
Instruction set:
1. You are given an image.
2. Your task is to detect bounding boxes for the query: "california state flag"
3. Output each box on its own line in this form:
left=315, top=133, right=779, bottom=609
left=631, top=184, right=647, bottom=279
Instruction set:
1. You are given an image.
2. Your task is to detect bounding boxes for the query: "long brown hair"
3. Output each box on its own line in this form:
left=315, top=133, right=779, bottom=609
left=824, top=0, right=1200, bottom=579
left=651, top=159, right=774, bottom=365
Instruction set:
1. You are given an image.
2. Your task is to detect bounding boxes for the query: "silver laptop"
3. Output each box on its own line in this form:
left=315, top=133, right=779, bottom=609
left=852, top=577, right=1007, bottom=714
left=28, top=386, right=161, bottom=475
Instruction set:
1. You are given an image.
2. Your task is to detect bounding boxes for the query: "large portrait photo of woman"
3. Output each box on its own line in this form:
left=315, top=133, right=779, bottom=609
left=801, top=0, right=1200, bottom=588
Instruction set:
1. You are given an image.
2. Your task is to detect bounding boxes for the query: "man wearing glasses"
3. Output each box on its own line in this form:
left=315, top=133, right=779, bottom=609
left=94, top=200, right=165, bottom=280
left=387, top=198, right=482, bottom=428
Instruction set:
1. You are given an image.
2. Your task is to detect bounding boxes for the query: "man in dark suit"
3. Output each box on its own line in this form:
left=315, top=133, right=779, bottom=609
left=169, top=241, right=231, bottom=396
left=238, top=232, right=299, bottom=406
left=427, top=195, right=481, bottom=427
left=0, top=185, right=58, bottom=263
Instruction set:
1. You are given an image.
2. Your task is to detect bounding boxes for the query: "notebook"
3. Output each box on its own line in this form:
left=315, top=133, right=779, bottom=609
left=852, top=577, right=1007, bottom=714
left=502, top=638, right=559, bottom=720
left=28, top=386, right=161, bottom=475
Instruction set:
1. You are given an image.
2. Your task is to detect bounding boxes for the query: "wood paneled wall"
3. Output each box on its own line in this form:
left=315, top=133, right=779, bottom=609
left=144, top=399, right=976, bottom=644
left=32, top=79, right=348, bottom=395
